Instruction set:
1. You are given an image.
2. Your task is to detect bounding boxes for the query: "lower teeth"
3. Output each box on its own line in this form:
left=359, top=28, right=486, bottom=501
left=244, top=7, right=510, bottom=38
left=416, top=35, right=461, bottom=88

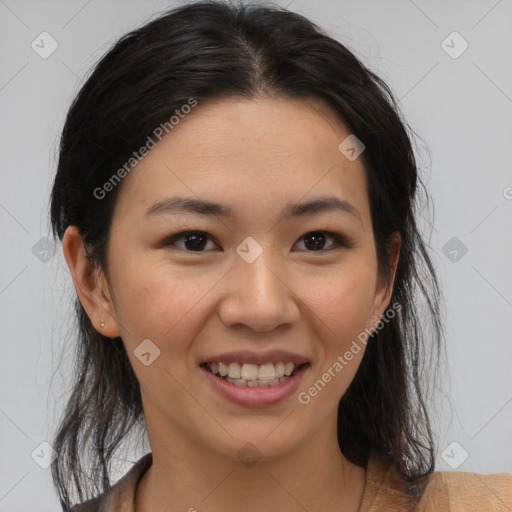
left=224, top=376, right=289, bottom=388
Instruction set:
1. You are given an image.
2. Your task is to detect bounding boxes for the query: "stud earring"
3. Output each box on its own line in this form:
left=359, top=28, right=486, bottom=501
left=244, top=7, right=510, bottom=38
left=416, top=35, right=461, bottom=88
left=100, top=320, right=105, bottom=328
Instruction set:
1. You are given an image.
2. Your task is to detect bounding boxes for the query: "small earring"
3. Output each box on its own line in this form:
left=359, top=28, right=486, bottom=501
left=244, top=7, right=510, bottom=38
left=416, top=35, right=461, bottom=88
left=100, top=320, right=105, bottom=328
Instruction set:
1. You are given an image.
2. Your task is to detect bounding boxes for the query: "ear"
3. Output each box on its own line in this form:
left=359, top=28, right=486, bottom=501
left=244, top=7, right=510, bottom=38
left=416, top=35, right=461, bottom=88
left=62, top=225, right=121, bottom=338
left=368, top=232, right=401, bottom=332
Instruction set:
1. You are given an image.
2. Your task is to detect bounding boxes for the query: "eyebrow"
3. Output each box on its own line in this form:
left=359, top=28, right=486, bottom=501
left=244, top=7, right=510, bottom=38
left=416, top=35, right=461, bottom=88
left=145, top=196, right=362, bottom=223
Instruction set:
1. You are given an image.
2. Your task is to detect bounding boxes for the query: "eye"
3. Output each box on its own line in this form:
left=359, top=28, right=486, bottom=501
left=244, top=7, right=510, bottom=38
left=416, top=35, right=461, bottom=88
left=163, top=231, right=219, bottom=252
left=293, top=231, right=349, bottom=252
left=162, top=230, right=350, bottom=253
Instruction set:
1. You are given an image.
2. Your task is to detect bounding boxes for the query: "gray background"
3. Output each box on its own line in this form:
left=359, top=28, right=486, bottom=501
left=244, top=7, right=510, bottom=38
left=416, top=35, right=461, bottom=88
left=0, top=0, right=511, bottom=510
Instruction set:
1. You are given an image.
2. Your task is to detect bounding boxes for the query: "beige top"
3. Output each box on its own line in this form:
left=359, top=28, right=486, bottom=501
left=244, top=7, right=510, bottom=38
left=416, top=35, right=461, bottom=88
left=69, top=452, right=512, bottom=511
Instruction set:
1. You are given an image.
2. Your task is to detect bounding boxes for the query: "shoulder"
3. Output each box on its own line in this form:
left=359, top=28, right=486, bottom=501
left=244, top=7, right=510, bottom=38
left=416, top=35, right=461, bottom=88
left=66, top=453, right=153, bottom=512
left=418, top=468, right=512, bottom=511
left=68, top=496, right=101, bottom=512
left=361, top=453, right=512, bottom=511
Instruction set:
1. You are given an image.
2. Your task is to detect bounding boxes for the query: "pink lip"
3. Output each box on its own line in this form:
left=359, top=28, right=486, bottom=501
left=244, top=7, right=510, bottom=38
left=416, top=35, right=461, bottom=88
left=199, top=363, right=310, bottom=408
left=200, top=349, right=309, bottom=366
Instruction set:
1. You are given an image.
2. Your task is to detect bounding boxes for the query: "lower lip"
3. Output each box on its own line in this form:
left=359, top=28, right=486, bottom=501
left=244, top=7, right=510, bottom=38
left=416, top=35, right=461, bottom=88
left=199, top=364, right=309, bottom=407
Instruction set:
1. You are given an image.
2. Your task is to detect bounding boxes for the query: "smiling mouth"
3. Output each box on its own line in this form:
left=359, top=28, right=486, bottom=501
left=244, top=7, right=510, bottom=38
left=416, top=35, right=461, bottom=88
left=200, top=361, right=309, bottom=388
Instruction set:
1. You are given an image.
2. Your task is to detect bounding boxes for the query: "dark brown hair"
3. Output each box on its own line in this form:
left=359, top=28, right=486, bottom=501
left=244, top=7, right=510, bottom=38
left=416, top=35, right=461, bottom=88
left=50, top=1, right=444, bottom=508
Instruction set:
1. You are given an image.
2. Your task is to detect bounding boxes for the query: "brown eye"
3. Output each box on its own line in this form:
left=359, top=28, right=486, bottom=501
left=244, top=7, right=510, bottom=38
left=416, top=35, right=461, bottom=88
left=162, top=230, right=350, bottom=254
left=163, top=231, right=218, bottom=252
left=294, top=231, right=349, bottom=252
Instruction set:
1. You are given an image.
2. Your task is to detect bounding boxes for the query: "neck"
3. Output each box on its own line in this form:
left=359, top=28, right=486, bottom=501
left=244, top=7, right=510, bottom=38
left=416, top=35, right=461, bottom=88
left=135, top=415, right=366, bottom=512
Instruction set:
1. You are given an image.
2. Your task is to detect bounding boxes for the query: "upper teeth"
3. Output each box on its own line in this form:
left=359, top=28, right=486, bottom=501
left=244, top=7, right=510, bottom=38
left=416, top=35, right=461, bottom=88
left=209, top=362, right=296, bottom=380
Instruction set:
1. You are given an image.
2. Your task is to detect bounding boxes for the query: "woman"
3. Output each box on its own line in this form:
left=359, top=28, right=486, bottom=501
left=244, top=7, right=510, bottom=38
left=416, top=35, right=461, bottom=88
left=49, top=1, right=512, bottom=510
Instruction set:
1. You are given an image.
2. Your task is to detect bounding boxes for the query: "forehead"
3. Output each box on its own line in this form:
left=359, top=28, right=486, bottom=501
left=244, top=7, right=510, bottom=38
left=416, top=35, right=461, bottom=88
left=112, top=96, right=369, bottom=224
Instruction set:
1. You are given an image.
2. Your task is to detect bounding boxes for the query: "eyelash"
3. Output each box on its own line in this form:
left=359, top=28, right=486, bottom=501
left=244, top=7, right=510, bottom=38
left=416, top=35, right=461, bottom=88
left=162, top=230, right=351, bottom=253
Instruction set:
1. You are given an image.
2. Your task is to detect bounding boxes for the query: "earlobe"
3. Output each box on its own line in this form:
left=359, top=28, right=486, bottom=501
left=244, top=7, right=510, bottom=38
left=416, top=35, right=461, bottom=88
left=62, top=226, right=121, bottom=338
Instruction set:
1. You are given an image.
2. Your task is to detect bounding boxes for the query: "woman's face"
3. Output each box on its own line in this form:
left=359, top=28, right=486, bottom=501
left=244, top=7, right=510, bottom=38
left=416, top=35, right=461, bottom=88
left=86, top=96, right=398, bottom=461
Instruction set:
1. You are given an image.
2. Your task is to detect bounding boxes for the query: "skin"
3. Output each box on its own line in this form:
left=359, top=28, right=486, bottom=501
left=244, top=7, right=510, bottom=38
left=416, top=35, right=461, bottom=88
left=63, top=96, right=400, bottom=512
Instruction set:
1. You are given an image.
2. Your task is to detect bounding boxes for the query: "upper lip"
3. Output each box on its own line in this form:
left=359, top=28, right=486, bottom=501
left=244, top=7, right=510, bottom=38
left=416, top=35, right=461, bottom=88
left=200, top=349, right=310, bottom=366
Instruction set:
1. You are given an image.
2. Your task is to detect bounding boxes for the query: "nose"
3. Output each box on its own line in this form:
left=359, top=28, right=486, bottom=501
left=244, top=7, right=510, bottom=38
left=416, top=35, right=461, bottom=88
left=218, top=250, right=300, bottom=333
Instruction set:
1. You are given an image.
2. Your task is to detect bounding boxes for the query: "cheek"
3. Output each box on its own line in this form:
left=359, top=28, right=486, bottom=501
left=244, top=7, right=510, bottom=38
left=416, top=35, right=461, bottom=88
left=295, top=261, right=376, bottom=400
left=110, top=263, right=211, bottom=400
left=109, top=257, right=222, bottom=351
left=301, top=260, right=376, bottom=337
